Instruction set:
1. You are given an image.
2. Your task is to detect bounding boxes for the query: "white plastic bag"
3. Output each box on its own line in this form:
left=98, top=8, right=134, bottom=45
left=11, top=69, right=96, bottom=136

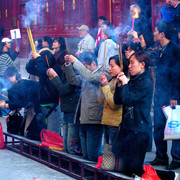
left=162, top=105, right=180, bottom=140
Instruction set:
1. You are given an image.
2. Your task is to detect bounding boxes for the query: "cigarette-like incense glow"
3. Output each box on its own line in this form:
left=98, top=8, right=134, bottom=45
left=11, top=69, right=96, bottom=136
left=132, top=18, right=135, bottom=30
left=131, top=9, right=140, bottom=30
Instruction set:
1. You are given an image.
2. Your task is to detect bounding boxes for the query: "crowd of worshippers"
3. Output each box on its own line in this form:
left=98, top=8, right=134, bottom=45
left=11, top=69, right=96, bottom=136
left=0, top=1, right=180, bottom=179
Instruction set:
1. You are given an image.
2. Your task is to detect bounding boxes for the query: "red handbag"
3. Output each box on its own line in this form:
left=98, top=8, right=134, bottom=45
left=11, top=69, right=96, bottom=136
left=0, top=122, right=4, bottom=149
left=40, top=129, right=63, bottom=149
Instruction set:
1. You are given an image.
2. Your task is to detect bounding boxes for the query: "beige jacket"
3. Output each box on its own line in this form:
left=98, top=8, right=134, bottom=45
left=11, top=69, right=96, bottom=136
left=98, top=78, right=122, bottom=127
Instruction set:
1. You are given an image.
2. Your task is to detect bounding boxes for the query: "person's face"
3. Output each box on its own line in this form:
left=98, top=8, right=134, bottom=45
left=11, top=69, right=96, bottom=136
left=42, top=40, right=48, bottom=47
left=166, top=0, right=172, bottom=7
left=109, top=59, right=122, bottom=77
left=52, top=40, right=60, bottom=49
left=101, top=24, right=108, bottom=30
left=8, top=75, right=17, bottom=84
left=82, top=61, right=93, bottom=71
left=128, top=55, right=145, bottom=76
left=125, top=46, right=135, bottom=59
left=79, top=29, right=86, bottom=37
left=35, top=41, right=38, bottom=48
left=101, top=32, right=108, bottom=40
left=5, top=42, right=11, bottom=49
left=153, top=27, right=162, bottom=42
left=139, top=34, right=146, bottom=48
left=98, top=19, right=104, bottom=27
left=169, top=0, right=176, bottom=7
left=130, top=7, right=135, bottom=17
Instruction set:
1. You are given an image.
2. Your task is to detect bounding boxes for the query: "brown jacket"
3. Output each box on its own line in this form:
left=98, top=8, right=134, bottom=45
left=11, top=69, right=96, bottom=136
left=98, top=78, right=122, bottom=127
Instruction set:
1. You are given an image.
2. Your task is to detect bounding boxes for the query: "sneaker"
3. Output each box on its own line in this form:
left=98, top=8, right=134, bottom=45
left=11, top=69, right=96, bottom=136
left=166, top=162, right=180, bottom=170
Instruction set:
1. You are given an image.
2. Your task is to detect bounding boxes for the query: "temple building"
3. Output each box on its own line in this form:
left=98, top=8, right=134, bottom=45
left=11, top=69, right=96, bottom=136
left=0, top=0, right=165, bottom=57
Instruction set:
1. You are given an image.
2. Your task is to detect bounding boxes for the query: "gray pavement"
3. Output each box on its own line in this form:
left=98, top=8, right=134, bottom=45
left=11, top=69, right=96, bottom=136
left=0, top=118, right=74, bottom=180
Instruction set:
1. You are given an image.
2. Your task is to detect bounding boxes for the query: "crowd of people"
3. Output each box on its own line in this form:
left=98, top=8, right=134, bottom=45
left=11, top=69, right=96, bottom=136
left=0, top=1, right=180, bottom=179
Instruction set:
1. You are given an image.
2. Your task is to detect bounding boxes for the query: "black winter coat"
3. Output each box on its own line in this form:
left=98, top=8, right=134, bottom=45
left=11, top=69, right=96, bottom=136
left=8, top=79, right=41, bottom=113
left=114, top=70, right=153, bottom=133
left=154, top=41, right=180, bottom=105
left=26, top=50, right=60, bottom=105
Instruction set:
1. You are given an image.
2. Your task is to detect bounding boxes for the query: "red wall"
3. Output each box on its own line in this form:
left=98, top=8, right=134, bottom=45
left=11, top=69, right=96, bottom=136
left=0, top=0, right=165, bottom=57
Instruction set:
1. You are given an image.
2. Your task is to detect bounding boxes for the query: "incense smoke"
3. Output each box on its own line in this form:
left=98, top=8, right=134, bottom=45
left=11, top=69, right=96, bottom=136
left=21, top=0, right=47, bottom=27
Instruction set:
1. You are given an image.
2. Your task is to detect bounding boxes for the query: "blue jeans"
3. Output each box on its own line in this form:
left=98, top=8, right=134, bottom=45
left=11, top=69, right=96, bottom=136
left=104, top=125, right=119, bottom=145
left=63, top=112, right=80, bottom=154
left=41, top=103, right=63, bottom=134
left=154, top=100, right=180, bottom=163
left=80, top=124, right=103, bottom=162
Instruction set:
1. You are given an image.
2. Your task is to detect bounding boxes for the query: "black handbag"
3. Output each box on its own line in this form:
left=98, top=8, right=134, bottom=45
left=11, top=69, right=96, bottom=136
left=6, top=111, right=25, bottom=135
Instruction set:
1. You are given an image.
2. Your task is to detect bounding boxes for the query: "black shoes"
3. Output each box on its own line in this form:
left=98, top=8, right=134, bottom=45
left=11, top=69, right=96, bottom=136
left=166, top=161, right=180, bottom=170
left=149, top=159, right=168, bottom=166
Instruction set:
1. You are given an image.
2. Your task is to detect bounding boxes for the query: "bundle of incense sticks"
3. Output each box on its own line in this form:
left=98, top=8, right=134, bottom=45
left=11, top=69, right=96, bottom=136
left=26, top=26, right=36, bottom=53
left=65, top=38, right=69, bottom=54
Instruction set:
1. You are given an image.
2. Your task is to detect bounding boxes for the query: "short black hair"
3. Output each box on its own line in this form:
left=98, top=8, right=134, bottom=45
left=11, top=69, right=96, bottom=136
left=4, top=66, right=21, bottom=80
left=98, top=16, right=107, bottom=21
left=155, top=20, right=173, bottom=40
left=78, top=51, right=97, bottom=65
left=42, top=36, right=53, bottom=49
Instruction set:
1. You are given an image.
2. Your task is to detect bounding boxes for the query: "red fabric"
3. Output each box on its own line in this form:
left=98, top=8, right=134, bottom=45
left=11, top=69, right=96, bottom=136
left=0, top=122, right=4, bottom=149
left=96, top=30, right=102, bottom=46
left=141, top=164, right=161, bottom=180
left=95, top=156, right=103, bottom=168
left=40, top=129, right=63, bottom=148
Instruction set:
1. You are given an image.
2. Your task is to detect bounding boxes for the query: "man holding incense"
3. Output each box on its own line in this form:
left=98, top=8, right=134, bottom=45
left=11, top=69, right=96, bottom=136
left=1, top=37, right=19, bottom=61
left=149, top=20, right=180, bottom=170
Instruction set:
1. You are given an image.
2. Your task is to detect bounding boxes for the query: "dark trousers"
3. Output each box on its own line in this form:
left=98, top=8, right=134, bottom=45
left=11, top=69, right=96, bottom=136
left=112, top=128, right=149, bottom=176
left=154, top=99, right=180, bottom=163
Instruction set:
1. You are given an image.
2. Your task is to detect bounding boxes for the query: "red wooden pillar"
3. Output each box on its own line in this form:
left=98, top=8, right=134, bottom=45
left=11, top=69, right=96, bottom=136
left=84, top=0, right=93, bottom=29
left=97, top=0, right=111, bottom=21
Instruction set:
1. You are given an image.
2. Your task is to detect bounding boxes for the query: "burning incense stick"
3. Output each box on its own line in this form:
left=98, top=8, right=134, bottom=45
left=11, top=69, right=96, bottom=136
left=132, top=18, right=135, bottom=30
left=119, top=42, right=123, bottom=70
left=131, top=9, right=140, bottom=30
left=0, top=94, right=8, bottom=99
left=103, top=40, right=107, bottom=73
left=116, top=36, right=123, bottom=70
left=65, top=38, right=69, bottom=54
left=26, top=26, right=36, bottom=53
left=45, top=55, right=50, bottom=68
left=3, top=90, right=8, bottom=95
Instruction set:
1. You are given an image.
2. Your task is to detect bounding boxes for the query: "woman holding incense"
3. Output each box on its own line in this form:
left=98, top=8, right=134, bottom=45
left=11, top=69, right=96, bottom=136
left=52, top=37, right=66, bottom=62
left=112, top=49, right=179, bottom=179
left=98, top=55, right=128, bottom=145
left=97, top=29, right=118, bottom=69
left=26, top=49, right=63, bottom=135
left=112, top=50, right=153, bottom=177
